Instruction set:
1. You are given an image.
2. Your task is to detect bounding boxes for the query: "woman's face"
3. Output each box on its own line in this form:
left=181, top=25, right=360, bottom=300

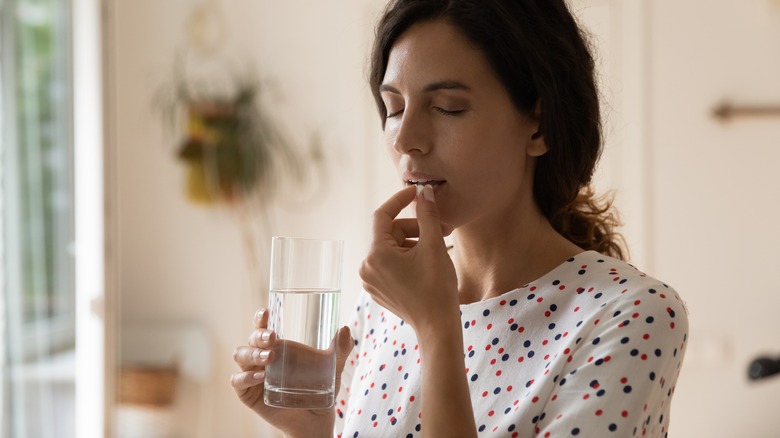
left=380, top=20, right=545, bottom=230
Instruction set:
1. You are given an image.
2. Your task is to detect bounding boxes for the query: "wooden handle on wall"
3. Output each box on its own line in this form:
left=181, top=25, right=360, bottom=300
left=712, top=102, right=780, bottom=122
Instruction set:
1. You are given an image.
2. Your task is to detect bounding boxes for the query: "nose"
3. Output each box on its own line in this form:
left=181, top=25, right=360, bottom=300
left=389, top=108, right=431, bottom=156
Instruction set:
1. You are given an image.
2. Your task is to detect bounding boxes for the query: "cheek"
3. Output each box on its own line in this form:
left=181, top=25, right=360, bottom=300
left=383, top=124, right=400, bottom=153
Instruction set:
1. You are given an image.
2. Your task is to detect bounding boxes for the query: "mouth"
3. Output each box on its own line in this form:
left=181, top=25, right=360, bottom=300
left=405, top=179, right=446, bottom=188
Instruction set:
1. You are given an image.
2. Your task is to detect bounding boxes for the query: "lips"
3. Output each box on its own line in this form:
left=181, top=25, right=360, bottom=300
left=406, top=179, right=446, bottom=188
left=403, top=172, right=446, bottom=188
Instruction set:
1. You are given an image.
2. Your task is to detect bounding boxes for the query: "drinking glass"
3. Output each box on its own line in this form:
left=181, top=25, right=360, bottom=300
left=263, top=236, right=343, bottom=409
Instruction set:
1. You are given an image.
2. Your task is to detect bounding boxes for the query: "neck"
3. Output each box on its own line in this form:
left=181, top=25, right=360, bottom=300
left=451, top=202, right=582, bottom=304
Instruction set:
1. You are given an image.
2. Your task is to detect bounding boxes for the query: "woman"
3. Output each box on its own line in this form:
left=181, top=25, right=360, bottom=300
left=231, top=1, right=688, bottom=437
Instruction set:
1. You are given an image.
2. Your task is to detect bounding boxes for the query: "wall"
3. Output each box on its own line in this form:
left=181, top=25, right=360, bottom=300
left=649, top=1, right=780, bottom=436
left=109, top=0, right=780, bottom=437
left=110, top=0, right=389, bottom=436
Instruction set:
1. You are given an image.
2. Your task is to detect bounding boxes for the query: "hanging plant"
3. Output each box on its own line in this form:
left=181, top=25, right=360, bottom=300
left=152, top=0, right=327, bottom=305
left=157, top=70, right=322, bottom=207
left=154, top=60, right=326, bottom=306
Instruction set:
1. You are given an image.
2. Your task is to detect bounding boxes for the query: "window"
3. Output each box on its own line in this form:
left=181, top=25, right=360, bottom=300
left=1, top=0, right=76, bottom=436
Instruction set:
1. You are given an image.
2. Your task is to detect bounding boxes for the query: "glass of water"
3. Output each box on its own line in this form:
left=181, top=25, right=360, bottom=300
left=264, top=236, right=343, bottom=409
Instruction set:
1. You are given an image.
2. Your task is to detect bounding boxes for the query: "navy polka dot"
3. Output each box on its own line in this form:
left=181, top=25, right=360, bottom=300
left=334, top=251, right=688, bottom=438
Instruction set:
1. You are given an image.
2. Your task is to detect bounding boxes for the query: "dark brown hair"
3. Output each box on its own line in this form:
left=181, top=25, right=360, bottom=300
left=369, top=0, right=626, bottom=260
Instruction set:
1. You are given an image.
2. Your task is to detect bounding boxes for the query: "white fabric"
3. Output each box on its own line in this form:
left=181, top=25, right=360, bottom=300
left=334, top=251, right=688, bottom=437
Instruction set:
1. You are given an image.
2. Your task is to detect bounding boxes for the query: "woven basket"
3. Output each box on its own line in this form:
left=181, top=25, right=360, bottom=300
left=119, top=365, right=179, bottom=407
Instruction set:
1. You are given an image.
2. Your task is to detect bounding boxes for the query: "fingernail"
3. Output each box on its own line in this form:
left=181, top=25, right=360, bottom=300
left=255, top=308, right=265, bottom=320
left=423, top=184, right=435, bottom=202
left=253, top=371, right=265, bottom=380
left=252, top=349, right=271, bottom=363
left=260, top=331, right=271, bottom=341
left=415, top=184, right=424, bottom=196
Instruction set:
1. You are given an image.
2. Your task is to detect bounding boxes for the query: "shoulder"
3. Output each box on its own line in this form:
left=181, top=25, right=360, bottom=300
left=545, top=251, right=689, bottom=338
left=573, top=251, right=689, bottom=345
left=571, top=251, right=685, bottom=303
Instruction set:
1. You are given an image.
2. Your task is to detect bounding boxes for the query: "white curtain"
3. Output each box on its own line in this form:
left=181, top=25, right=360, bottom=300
left=0, top=0, right=76, bottom=436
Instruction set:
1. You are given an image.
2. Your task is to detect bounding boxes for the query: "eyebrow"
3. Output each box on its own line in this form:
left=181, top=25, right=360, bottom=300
left=379, top=80, right=471, bottom=94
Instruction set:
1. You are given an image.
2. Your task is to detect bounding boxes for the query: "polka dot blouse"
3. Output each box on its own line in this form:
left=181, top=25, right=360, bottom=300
left=334, top=251, right=689, bottom=437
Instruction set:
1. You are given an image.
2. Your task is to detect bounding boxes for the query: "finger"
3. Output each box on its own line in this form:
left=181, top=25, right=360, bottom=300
left=415, top=185, right=446, bottom=248
left=230, top=370, right=266, bottom=391
left=371, top=186, right=417, bottom=244
left=248, top=329, right=276, bottom=348
left=335, top=326, right=354, bottom=377
left=392, top=218, right=420, bottom=244
left=392, top=219, right=451, bottom=247
left=253, top=308, right=268, bottom=329
left=233, top=346, right=274, bottom=370
left=401, top=238, right=419, bottom=249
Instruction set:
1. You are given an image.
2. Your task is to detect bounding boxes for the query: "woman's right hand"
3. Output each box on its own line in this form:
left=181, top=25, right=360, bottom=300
left=230, top=308, right=354, bottom=438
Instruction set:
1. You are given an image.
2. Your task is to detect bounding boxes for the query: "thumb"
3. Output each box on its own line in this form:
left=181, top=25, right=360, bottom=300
left=335, top=326, right=354, bottom=376
left=415, top=184, right=445, bottom=246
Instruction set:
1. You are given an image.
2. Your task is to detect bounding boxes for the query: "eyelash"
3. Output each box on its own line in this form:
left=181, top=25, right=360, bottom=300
left=385, top=107, right=465, bottom=119
left=386, top=109, right=403, bottom=119
left=434, top=107, right=465, bottom=116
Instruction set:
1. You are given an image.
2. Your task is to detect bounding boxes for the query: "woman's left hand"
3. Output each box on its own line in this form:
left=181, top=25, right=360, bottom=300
left=359, top=185, right=458, bottom=336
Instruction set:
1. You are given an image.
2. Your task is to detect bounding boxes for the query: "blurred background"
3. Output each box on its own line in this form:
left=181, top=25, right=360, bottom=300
left=1, top=0, right=779, bottom=436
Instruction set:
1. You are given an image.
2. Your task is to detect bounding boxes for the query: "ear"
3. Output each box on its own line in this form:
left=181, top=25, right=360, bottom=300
left=526, top=100, right=547, bottom=157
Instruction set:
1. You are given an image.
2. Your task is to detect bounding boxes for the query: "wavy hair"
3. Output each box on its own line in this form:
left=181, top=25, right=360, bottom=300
left=369, top=0, right=626, bottom=260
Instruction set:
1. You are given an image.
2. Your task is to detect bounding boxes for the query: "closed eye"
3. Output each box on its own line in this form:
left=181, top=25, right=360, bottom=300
left=386, top=108, right=404, bottom=119
left=434, top=107, right=466, bottom=116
